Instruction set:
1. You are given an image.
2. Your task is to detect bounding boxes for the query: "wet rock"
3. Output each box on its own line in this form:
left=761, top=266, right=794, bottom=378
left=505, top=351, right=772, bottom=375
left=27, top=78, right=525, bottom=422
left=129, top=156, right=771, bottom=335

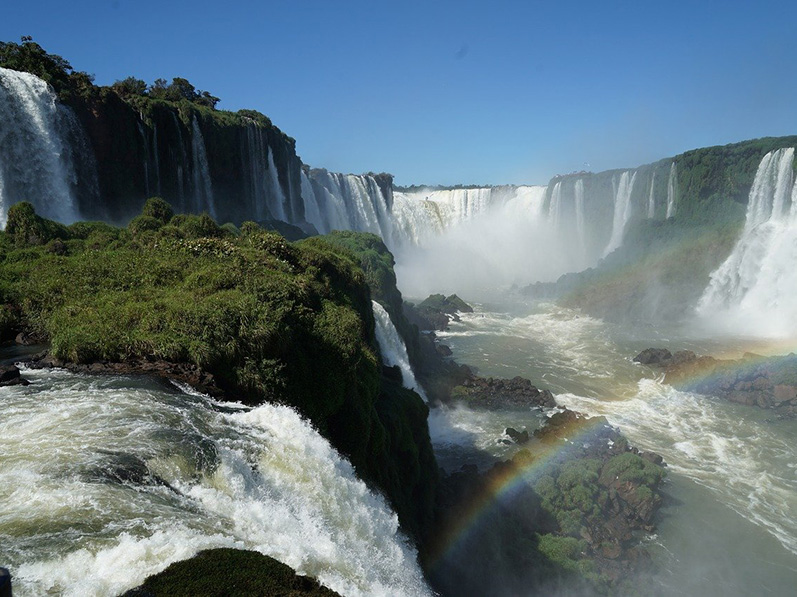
left=0, top=365, right=29, bottom=387
left=504, top=427, right=529, bottom=444
left=632, top=348, right=672, bottom=365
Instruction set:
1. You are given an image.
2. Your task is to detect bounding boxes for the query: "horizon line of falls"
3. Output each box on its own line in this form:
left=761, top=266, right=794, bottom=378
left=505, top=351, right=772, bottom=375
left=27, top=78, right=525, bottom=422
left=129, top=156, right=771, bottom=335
left=602, top=170, right=637, bottom=258
left=371, top=301, right=427, bottom=401
left=0, top=67, right=97, bottom=227
left=0, top=368, right=432, bottom=597
left=696, top=147, right=797, bottom=337
left=666, top=162, right=677, bottom=218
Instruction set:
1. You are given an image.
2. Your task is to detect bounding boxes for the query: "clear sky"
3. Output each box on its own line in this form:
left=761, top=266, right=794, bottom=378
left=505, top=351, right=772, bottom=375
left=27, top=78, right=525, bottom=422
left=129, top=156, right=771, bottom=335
left=2, top=1, right=795, bottom=185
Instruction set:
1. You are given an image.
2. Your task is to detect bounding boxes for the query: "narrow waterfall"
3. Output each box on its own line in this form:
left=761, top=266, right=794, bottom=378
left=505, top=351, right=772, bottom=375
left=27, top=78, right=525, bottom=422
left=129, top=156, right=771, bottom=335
left=647, top=172, right=656, bottom=219
left=696, top=148, right=797, bottom=336
left=191, top=117, right=215, bottom=218
left=666, top=162, right=677, bottom=218
left=372, top=301, right=427, bottom=400
left=1, top=368, right=432, bottom=597
left=602, top=170, right=637, bottom=258
left=266, top=146, right=287, bottom=221
left=0, top=67, right=84, bottom=226
left=151, top=122, right=161, bottom=196
left=243, top=123, right=269, bottom=221
left=574, top=179, right=586, bottom=245
left=547, top=181, right=563, bottom=230
left=170, top=113, right=187, bottom=208
left=137, top=121, right=152, bottom=197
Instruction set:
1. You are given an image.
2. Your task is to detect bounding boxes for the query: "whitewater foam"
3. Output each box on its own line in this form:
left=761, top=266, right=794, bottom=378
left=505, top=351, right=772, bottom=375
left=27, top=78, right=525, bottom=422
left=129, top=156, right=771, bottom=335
left=1, top=368, right=432, bottom=597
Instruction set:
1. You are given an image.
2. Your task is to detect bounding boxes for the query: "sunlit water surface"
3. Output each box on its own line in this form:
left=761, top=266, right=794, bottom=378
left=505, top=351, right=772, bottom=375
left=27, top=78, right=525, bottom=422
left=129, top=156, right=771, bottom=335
left=430, top=301, right=797, bottom=596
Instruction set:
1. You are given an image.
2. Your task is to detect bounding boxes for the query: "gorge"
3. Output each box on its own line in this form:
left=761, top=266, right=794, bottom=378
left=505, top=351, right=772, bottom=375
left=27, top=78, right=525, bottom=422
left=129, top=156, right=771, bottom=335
left=1, top=42, right=796, bottom=597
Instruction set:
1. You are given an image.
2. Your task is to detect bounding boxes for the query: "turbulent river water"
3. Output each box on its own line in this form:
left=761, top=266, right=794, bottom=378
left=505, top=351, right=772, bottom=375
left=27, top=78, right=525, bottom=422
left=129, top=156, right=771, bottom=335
left=430, top=300, right=797, bottom=596
left=0, top=362, right=431, bottom=597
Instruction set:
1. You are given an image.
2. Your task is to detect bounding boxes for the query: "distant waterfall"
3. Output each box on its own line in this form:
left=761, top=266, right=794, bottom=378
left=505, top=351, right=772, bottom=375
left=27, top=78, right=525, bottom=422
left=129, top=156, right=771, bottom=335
left=574, top=179, right=585, bottom=243
left=547, top=181, right=563, bottom=229
left=191, top=117, right=215, bottom=218
left=0, top=67, right=88, bottom=226
left=266, top=146, right=287, bottom=221
left=696, top=148, right=797, bottom=336
left=303, top=170, right=393, bottom=238
left=647, top=172, right=656, bottom=219
left=602, top=171, right=637, bottom=257
left=666, top=162, right=677, bottom=218
left=372, top=301, right=427, bottom=400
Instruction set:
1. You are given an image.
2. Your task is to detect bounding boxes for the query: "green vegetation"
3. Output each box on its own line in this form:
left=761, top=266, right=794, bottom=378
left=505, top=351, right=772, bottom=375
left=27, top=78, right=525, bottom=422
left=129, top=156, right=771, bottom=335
left=601, top=452, right=666, bottom=487
left=0, top=203, right=436, bottom=543
left=418, top=293, right=473, bottom=314
left=0, top=37, right=95, bottom=101
left=124, top=548, right=340, bottom=596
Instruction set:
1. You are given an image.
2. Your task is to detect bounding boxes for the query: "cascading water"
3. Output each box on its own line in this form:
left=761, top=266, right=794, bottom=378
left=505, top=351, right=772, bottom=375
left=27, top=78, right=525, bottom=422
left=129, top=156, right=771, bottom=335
left=574, top=179, right=585, bottom=243
left=372, top=301, right=427, bottom=400
left=666, top=162, right=677, bottom=218
left=303, top=170, right=392, bottom=238
left=0, top=368, right=432, bottom=597
left=137, top=121, right=152, bottom=197
left=602, top=170, right=637, bottom=257
left=648, top=172, right=656, bottom=219
left=547, top=181, right=562, bottom=230
left=170, top=113, right=187, bottom=208
left=0, top=67, right=85, bottom=226
left=191, top=117, right=216, bottom=218
left=266, top=146, right=287, bottom=221
left=696, top=148, right=797, bottom=336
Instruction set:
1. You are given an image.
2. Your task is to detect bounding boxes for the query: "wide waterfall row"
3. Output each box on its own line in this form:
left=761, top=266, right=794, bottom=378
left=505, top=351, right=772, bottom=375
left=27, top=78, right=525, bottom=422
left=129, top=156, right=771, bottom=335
left=301, top=169, right=393, bottom=237
left=0, top=67, right=303, bottom=226
left=0, top=67, right=96, bottom=226
left=697, top=148, right=797, bottom=336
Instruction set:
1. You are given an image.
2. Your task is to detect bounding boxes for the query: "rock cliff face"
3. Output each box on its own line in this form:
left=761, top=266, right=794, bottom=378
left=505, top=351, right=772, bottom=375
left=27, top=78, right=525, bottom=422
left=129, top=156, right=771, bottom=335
left=65, top=89, right=305, bottom=226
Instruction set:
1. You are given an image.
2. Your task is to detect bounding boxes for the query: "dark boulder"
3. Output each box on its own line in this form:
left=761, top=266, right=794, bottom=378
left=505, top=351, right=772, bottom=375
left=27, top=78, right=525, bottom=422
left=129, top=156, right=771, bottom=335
left=0, top=365, right=29, bottom=387
left=632, top=348, right=672, bottom=365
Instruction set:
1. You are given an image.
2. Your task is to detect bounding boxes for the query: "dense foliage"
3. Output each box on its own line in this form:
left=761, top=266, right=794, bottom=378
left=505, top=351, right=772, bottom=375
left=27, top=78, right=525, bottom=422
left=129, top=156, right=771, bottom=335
left=0, top=202, right=436, bottom=542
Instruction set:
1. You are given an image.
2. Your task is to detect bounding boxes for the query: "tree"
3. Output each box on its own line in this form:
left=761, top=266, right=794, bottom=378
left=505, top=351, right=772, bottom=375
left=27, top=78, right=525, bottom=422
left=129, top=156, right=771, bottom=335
left=112, top=76, right=148, bottom=98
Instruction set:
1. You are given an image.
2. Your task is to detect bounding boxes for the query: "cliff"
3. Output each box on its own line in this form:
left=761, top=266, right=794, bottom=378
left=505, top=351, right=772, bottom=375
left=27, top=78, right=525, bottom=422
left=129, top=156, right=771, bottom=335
left=526, top=135, right=797, bottom=322
left=0, top=202, right=436, bottom=546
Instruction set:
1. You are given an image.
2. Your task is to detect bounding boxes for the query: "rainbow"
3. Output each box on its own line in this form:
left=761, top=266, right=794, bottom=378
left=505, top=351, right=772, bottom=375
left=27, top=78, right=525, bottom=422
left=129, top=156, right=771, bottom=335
left=427, top=412, right=610, bottom=570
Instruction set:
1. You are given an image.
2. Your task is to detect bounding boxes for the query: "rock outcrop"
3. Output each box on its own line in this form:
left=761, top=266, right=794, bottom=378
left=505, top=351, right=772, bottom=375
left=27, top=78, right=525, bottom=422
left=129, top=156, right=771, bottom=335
left=634, top=348, right=797, bottom=418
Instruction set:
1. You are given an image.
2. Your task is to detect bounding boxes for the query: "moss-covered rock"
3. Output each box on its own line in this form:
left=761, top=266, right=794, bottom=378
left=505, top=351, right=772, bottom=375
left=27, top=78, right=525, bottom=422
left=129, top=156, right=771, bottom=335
left=120, top=548, right=340, bottom=597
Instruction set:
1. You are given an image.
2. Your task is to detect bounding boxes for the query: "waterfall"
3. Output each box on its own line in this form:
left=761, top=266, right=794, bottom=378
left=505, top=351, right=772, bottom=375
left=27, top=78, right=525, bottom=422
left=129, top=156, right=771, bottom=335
left=696, top=148, right=797, bottom=336
left=574, top=179, right=585, bottom=245
left=602, top=170, right=637, bottom=258
left=191, top=117, right=215, bottom=218
left=0, top=67, right=85, bottom=226
left=170, top=113, right=187, bottom=209
left=547, top=181, right=562, bottom=230
left=152, top=122, right=161, bottom=196
left=266, top=146, right=287, bottom=221
left=647, top=172, right=656, bottom=219
left=372, top=301, right=427, bottom=400
left=666, top=162, right=677, bottom=218
left=2, top=368, right=432, bottom=597
left=303, top=170, right=392, bottom=238
left=137, top=121, right=151, bottom=197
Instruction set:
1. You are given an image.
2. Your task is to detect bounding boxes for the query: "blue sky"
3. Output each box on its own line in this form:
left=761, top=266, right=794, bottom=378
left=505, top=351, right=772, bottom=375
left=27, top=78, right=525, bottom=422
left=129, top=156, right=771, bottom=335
left=2, top=1, right=795, bottom=185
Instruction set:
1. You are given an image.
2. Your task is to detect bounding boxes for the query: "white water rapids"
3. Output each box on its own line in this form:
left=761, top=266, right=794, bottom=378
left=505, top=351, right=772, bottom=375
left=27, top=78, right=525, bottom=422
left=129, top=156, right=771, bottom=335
left=433, top=302, right=797, bottom=595
left=0, top=367, right=432, bottom=597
